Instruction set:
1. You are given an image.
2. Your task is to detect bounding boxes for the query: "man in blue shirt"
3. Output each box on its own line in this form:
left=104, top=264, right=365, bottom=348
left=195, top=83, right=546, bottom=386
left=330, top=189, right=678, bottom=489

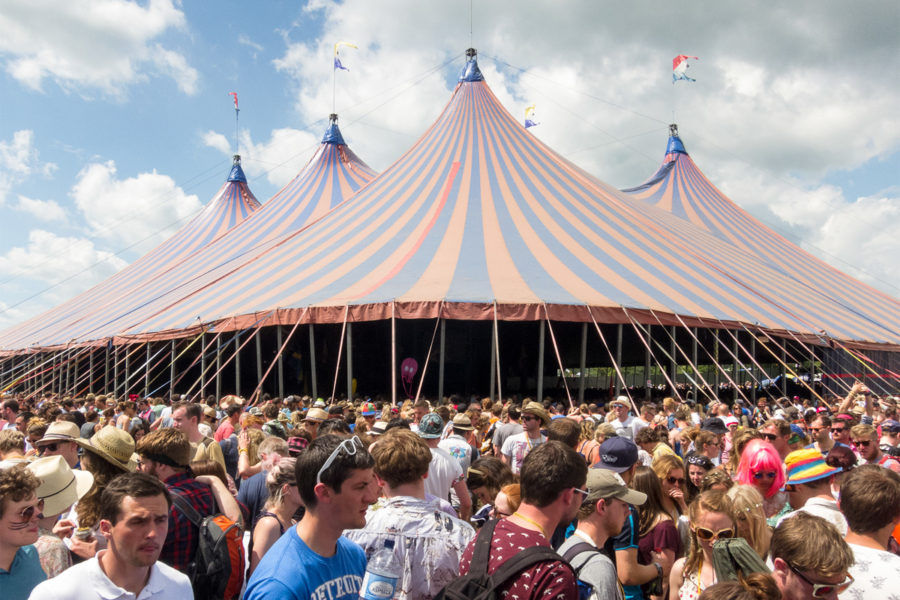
left=0, top=465, right=46, bottom=599
left=244, top=434, right=379, bottom=600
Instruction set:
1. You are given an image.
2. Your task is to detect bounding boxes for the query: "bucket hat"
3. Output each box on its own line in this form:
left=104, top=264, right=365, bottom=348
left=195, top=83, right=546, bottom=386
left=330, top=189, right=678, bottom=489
left=26, top=455, right=94, bottom=517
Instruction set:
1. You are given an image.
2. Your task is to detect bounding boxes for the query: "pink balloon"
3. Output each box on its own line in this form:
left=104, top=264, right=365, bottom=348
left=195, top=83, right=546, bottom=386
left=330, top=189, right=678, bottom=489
left=400, top=357, right=418, bottom=382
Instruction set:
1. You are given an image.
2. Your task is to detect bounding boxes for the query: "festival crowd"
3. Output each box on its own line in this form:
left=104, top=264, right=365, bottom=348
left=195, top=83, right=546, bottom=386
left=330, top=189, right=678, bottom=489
left=0, top=380, right=899, bottom=600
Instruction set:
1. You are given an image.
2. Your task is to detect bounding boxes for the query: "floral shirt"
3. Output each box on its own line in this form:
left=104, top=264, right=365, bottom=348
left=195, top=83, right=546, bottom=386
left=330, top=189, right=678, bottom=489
left=35, top=528, right=71, bottom=578
left=345, top=495, right=475, bottom=600
left=841, top=543, right=900, bottom=600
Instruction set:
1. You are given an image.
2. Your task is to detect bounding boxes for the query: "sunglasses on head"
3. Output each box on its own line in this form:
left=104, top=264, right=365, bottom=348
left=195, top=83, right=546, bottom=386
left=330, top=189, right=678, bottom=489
left=694, top=526, right=734, bottom=541
left=316, top=436, right=363, bottom=485
left=666, top=476, right=685, bottom=485
left=752, top=471, right=777, bottom=480
left=786, top=561, right=854, bottom=598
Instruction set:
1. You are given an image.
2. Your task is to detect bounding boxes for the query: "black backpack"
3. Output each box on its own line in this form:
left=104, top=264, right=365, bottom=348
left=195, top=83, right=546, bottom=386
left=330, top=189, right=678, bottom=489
left=171, top=493, right=246, bottom=600
left=436, top=519, right=572, bottom=600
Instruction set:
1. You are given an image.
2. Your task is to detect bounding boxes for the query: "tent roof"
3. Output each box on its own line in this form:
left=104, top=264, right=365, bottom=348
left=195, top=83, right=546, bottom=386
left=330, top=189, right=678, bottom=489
left=621, top=125, right=900, bottom=347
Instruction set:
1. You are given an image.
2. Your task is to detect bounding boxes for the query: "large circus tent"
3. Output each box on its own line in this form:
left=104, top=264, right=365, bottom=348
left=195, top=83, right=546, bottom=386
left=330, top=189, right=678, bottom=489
left=2, top=50, right=898, bottom=404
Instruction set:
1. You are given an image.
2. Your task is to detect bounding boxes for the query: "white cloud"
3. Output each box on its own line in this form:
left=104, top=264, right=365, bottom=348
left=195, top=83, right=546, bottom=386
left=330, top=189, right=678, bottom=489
left=0, top=130, right=57, bottom=203
left=238, top=34, right=263, bottom=56
left=204, top=127, right=321, bottom=189
left=70, top=160, right=202, bottom=255
left=0, top=229, right=129, bottom=327
left=202, top=130, right=231, bottom=155
left=0, top=0, right=196, bottom=97
left=12, top=195, right=66, bottom=222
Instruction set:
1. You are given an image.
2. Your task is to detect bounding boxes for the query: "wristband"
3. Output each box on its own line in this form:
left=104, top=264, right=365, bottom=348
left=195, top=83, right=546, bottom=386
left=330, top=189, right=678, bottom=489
left=653, top=562, right=663, bottom=578
left=239, top=448, right=249, bottom=454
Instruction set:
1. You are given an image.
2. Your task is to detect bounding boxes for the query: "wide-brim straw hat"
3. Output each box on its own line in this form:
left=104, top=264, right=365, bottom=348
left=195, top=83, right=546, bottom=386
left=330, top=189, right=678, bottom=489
left=521, top=401, right=551, bottom=427
left=27, top=455, right=94, bottom=517
left=75, top=427, right=137, bottom=472
left=36, top=421, right=81, bottom=445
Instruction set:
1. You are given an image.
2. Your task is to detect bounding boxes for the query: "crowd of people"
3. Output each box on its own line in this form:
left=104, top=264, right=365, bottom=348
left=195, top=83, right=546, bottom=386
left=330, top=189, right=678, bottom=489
left=0, top=380, right=899, bottom=600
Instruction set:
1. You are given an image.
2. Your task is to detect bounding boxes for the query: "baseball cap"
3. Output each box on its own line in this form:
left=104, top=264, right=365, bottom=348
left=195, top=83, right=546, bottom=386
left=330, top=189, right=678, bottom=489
left=584, top=469, right=647, bottom=506
left=417, top=413, right=444, bottom=439
left=721, top=416, right=740, bottom=429
left=360, top=402, right=378, bottom=417
left=881, top=419, right=900, bottom=434
left=595, top=437, right=639, bottom=473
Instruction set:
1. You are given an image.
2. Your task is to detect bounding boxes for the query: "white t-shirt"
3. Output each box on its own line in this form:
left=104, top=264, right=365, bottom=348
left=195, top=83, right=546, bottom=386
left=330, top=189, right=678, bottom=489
left=29, top=550, right=191, bottom=600
left=632, top=417, right=651, bottom=437
left=438, top=434, right=474, bottom=473
left=612, top=416, right=635, bottom=440
left=424, top=446, right=464, bottom=502
left=501, top=431, right=546, bottom=474
left=776, top=497, right=848, bottom=536
left=841, top=542, right=900, bottom=600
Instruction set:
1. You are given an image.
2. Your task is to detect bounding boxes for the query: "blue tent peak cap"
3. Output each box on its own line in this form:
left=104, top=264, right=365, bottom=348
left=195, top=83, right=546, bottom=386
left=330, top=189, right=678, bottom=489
left=227, top=155, right=247, bottom=183
left=459, top=48, right=484, bottom=82
left=322, top=113, right=346, bottom=145
left=666, top=123, right=687, bottom=155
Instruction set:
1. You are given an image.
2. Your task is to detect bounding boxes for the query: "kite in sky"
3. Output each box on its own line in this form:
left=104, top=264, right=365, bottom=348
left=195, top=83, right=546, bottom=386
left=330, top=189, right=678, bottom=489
left=334, top=41, right=358, bottom=71
left=673, top=55, right=699, bottom=83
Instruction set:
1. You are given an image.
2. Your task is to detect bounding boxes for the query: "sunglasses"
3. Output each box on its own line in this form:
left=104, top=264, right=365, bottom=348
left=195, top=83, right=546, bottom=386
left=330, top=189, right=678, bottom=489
left=316, top=436, right=363, bottom=485
left=666, top=476, right=685, bottom=486
left=752, top=471, right=777, bottom=480
left=786, top=561, right=854, bottom=598
left=761, top=433, right=778, bottom=441
left=851, top=439, right=872, bottom=447
left=38, top=442, right=69, bottom=453
left=830, top=427, right=846, bottom=433
left=521, top=415, right=540, bottom=423
left=10, top=498, right=44, bottom=526
left=694, top=526, right=734, bottom=541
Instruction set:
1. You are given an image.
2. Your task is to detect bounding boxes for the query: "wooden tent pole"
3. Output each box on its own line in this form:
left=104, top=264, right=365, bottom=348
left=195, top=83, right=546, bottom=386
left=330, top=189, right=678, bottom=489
left=692, top=328, right=699, bottom=401
left=144, top=343, right=151, bottom=398
left=235, top=334, right=241, bottom=397
left=579, top=323, right=587, bottom=404
left=644, top=325, right=652, bottom=400
left=169, top=340, right=176, bottom=399
left=200, top=332, right=207, bottom=400
left=277, top=325, right=284, bottom=398
left=308, top=325, right=318, bottom=399
left=255, top=331, right=263, bottom=395
left=216, top=336, right=222, bottom=400
left=494, top=303, right=502, bottom=404
left=330, top=307, right=349, bottom=404
left=537, top=319, right=545, bottom=402
left=438, top=318, right=445, bottom=402
left=346, top=322, right=353, bottom=401
left=615, top=324, right=623, bottom=396
left=391, top=302, right=397, bottom=406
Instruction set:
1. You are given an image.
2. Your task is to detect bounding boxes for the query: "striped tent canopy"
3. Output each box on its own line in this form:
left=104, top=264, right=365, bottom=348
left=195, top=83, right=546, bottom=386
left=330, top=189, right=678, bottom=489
left=0, top=118, right=376, bottom=351
left=4, top=52, right=899, bottom=352
left=0, top=155, right=260, bottom=351
left=622, top=125, right=900, bottom=348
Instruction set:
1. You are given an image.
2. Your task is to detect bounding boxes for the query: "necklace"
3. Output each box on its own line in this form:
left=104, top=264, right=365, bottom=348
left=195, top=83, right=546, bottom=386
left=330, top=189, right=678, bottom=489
left=512, top=512, right=548, bottom=538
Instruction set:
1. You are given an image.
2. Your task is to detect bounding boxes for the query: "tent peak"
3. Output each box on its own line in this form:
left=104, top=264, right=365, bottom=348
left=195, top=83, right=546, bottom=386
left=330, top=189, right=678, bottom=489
left=322, top=114, right=346, bottom=145
left=459, top=48, right=484, bottom=82
left=227, top=154, right=247, bottom=183
left=667, top=123, right=687, bottom=155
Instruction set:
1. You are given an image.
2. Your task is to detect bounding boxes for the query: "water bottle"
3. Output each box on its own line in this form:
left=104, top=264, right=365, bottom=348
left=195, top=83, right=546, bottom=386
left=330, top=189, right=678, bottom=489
left=359, top=539, right=400, bottom=600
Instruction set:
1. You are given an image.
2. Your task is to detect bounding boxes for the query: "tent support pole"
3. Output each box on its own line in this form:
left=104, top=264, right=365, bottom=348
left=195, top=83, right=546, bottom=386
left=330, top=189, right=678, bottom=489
left=733, top=333, right=739, bottom=402
left=391, top=303, right=397, bottom=406
left=750, top=336, right=757, bottom=402
left=692, top=328, right=699, bottom=401
left=615, top=324, right=623, bottom=396
left=277, top=325, right=284, bottom=398
left=89, top=351, right=94, bottom=396
left=490, top=322, right=496, bottom=403
left=644, top=325, right=652, bottom=401
left=104, top=345, right=110, bottom=393
left=810, top=345, right=817, bottom=395
left=169, top=340, right=176, bottom=398
left=578, top=322, right=587, bottom=404
left=144, top=344, right=151, bottom=398
left=200, top=333, right=207, bottom=400
left=256, top=331, right=263, bottom=396
left=781, top=340, right=788, bottom=396
left=438, top=319, right=445, bottom=402
left=235, top=334, right=241, bottom=397
left=346, top=322, right=353, bottom=400
left=714, top=330, right=720, bottom=397
left=71, top=353, right=78, bottom=397
left=669, top=326, right=677, bottom=388
left=537, top=320, right=545, bottom=401
left=308, top=325, right=317, bottom=399
left=216, top=336, right=222, bottom=400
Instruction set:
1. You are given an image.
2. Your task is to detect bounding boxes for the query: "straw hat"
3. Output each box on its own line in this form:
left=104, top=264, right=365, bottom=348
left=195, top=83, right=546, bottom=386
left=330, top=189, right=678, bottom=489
left=76, top=427, right=138, bottom=472
left=451, top=414, right=475, bottom=431
left=521, top=401, right=551, bottom=427
left=26, top=455, right=94, bottom=517
left=304, top=408, right=329, bottom=423
left=35, top=421, right=81, bottom=445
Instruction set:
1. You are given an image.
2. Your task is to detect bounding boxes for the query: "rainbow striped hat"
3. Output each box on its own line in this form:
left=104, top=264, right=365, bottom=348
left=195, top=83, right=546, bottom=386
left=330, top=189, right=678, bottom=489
left=784, top=449, right=841, bottom=485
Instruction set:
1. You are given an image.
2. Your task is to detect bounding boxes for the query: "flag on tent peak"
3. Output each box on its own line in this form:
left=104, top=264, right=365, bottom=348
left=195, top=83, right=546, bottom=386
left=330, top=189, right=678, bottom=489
left=229, top=92, right=238, bottom=110
left=334, top=41, right=358, bottom=71
left=673, top=55, right=698, bottom=83
left=524, top=104, right=539, bottom=129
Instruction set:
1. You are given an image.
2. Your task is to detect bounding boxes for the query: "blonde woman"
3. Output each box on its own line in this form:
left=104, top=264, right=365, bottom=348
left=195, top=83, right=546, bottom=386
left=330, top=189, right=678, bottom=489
left=669, top=490, right=737, bottom=599
left=576, top=419, right=600, bottom=465
left=725, top=485, right=771, bottom=560
left=248, top=458, right=301, bottom=575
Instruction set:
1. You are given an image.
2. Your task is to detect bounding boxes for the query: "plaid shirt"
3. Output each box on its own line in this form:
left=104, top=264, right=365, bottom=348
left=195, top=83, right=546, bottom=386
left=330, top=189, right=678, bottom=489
left=160, top=471, right=216, bottom=572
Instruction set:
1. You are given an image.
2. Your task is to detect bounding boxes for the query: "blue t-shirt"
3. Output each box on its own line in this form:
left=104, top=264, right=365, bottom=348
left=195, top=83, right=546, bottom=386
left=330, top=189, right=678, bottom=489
left=237, top=469, right=268, bottom=529
left=243, top=526, right=366, bottom=600
left=612, top=504, right=644, bottom=600
left=0, top=545, right=46, bottom=600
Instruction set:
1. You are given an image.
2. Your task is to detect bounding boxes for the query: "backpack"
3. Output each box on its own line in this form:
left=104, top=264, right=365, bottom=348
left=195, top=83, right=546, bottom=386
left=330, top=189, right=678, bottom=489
left=436, top=519, right=572, bottom=600
left=171, top=493, right=246, bottom=600
left=560, top=541, right=599, bottom=600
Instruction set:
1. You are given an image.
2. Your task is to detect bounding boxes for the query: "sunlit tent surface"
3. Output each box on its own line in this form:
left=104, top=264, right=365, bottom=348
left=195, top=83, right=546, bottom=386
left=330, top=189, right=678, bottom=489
left=3, top=52, right=891, bottom=352
left=0, top=118, right=376, bottom=350
left=622, top=127, right=900, bottom=347
left=0, top=156, right=261, bottom=350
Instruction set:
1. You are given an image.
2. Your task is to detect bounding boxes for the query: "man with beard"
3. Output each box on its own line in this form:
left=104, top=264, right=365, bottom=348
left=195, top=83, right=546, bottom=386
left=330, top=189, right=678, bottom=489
left=29, top=472, right=192, bottom=599
left=851, top=424, right=900, bottom=473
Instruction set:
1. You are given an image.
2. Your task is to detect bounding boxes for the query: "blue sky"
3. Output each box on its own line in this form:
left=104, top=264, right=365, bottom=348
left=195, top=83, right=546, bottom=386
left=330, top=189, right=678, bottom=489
left=1, top=0, right=898, bottom=330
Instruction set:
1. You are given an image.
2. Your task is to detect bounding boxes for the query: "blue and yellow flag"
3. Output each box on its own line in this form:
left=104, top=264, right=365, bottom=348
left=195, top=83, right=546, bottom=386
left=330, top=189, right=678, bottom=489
left=334, top=41, right=358, bottom=71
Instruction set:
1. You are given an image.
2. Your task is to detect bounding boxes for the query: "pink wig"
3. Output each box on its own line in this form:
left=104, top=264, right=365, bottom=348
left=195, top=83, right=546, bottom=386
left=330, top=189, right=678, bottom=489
left=735, top=439, right=785, bottom=498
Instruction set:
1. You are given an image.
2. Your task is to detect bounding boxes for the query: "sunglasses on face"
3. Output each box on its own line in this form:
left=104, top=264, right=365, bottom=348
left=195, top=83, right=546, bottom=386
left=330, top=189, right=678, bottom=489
left=851, top=439, right=872, bottom=447
left=831, top=428, right=845, bottom=433
left=10, top=498, right=44, bottom=525
left=38, top=442, right=68, bottom=453
left=521, top=415, right=540, bottom=423
left=787, top=561, right=854, bottom=598
left=761, top=433, right=778, bottom=441
left=752, top=471, right=777, bottom=480
left=666, top=476, right=685, bottom=486
left=694, top=526, right=734, bottom=541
